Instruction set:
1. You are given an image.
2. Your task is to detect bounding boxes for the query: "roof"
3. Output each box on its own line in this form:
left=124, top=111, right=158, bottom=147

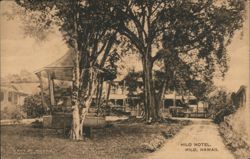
left=1, top=85, right=19, bottom=93
left=235, top=85, right=246, bottom=96
left=39, top=49, right=74, bottom=69
left=35, top=49, right=122, bottom=81
left=1, top=83, right=40, bottom=95
left=164, top=94, right=196, bottom=100
left=35, top=49, right=74, bottom=81
left=109, top=94, right=128, bottom=99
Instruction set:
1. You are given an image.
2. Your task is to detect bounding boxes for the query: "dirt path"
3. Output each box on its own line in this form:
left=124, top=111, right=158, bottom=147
left=146, top=118, right=235, bottom=159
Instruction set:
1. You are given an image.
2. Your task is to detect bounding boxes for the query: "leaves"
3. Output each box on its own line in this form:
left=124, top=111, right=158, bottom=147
left=14, top=0, right=245, bottom=82
left=23, top=94, right=48, bottom=118
left=122, top=70, right=143, bottom=95
left=13, top=0, right=246, bottom=119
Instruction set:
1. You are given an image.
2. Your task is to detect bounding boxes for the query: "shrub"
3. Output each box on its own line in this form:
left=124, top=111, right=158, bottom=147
left=22, top=94, right=47, bottom=118
left=213, top=106, right=236, bottom=124
left=208, top=88, right=235, bottom=123
left=0, top=106, right=26, bottom=120
left=141, top=135, right=165, bottom=152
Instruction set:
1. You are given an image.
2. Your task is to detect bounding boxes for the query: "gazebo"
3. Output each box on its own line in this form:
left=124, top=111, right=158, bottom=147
left=35, top=49, right=74, bottom=111
left=35, top=49, right=108, bottom=131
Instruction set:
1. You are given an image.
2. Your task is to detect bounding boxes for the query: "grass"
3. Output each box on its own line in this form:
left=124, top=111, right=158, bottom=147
left=1, top=119, right=190, bottom=159
left=219, top=122, right=250, bottom=159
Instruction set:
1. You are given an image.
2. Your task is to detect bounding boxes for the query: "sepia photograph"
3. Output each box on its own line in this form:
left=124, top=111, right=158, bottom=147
left=0, top=0, right=249, bottom=159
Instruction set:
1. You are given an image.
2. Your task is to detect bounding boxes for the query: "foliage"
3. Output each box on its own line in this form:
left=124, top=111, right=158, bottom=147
left=122, top=69, right=143, bottom=96
left=161, top=0, right=245, bottom=78
left=22, top=93, right=48, bottom=118
left=220, top=122, right=250, bottom=159
left=0, top=106, right=26, bottom=120
left=14, top=0, right=123, bottom=139
left=208, top=88, right=236, bottom=123
left=104, top=0, right=245, bottom=119
left=4, top=69, right=38, bottom=83
left=186, top=80, right=215, bottom=101
left=141, top=135, right=165, bottom=152
left=103, top=0, right=246, bottom=73
left=1, top=121, right=186, bottom=159
left=102, top=51, right=121, bottom=81
left=14, top=0, right=246, bottom=121
left=208, top=88, right=230, bottom=112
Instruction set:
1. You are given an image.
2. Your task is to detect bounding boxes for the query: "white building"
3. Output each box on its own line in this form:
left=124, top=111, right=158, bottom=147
left=1, top=83, right=40, bottom=119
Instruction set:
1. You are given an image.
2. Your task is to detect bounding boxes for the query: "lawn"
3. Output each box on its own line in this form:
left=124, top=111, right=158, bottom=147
left=1, top=119, right=190, bottom=159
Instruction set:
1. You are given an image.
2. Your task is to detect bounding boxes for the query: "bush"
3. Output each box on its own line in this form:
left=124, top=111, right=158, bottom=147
left=213, top=106, right=236, bottom=124
left=141, top=135, right=165, bottom=152
left=1, top=107, right=10, bottom=120
left=0, top=106, right=26, bottom=120
left=10, top=109, right=26, bottom=120
left=31, top=120, right=43, bottom=128
left=208, top=88, right=236, bottom=123
left=23, top=94, right=47, bottom=118
left=219, top=122, right=250, bottom=159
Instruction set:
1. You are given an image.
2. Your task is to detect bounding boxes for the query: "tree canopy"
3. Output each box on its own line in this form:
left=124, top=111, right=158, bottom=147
left=103, top=0, right=245, bottom=120
left=14, top=0, right=246, bottom=123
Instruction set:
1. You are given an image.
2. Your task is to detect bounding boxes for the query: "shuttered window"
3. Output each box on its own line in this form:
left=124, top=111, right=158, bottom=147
left=8, top=92, right=12, bottom=102
left=14, top=93, right=18, bottom=104
left=0, top=91, right=4, bottom=102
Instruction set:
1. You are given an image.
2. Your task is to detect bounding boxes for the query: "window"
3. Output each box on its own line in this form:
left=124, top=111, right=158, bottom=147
left=91, top=99, right=96, bottom=107
left=13, top=93, right=18, bottom=104
left=116, top=99, right=123, bottom=106
left=189, top=99, right=197, bottom=105
left=128, top=98, right=140, bottom=107
left=164, top=99, right=173, bottom=108
left=8, top=92, right=13, bottom=102
left=176, top=99, right=182, bottom=107
left=0, top=91, right=4, bottom=102
left=111, top=87, right=116, bottom=94
left=110, top=99, right=116, bottom=105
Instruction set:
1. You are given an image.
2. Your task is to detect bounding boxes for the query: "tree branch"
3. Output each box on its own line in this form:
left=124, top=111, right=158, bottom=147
left=152, top=48, right=171, bottom=63
left=117, top=24, right=145, bottom=54
left=100, top=31, right=118, bottom=67
left=116, top=5, right=147, bottom=43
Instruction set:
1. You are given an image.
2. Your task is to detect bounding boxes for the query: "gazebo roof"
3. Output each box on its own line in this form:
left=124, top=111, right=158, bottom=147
left=35, top=49, right=74, bottom=81
left=44, top=49, right=74, bottom=69
left=35, top=48, right=121, bottom=81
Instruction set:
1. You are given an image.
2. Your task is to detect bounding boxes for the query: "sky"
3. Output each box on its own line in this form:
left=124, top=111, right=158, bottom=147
left=0, top=1, right=249, bottom=92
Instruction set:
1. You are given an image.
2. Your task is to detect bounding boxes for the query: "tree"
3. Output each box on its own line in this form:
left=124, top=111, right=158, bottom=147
left=5, top=69, right=39, bottom=83
left=186, top=80, right=215, bottom=102
left=14, top=0, right=120, bottom=140
left=14, top=0, right=246, bottom=125
left=101, top=0, right=246, bottom=121
left=158, top=51, right=215, bottom=102
left=122, top=70, right=143, bottom=96
left=19, top=69, right=39, bottom=83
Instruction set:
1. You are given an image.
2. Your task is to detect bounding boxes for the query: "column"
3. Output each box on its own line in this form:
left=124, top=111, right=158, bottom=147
left=36, top=72, right=46, bottom=110
left=47, top=71, right=55, bottom=106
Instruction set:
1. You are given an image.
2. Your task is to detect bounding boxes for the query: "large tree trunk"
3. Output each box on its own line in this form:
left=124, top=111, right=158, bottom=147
left=71, top=102, right=81, bottom=140
left=68, top=0, right=117, bottom=140
left=70, top=0, right=82, bottom=140
left=142, top=51, right=159, bottom=121
left=97, top=78, right=104, bottom=115
left=79, top=68, right=98, bottom=137
left=71, top=47, right=82, bottom=140
left=71, top=66, right=98, bottom=139
left=156, top=79, right=169, bottom=118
